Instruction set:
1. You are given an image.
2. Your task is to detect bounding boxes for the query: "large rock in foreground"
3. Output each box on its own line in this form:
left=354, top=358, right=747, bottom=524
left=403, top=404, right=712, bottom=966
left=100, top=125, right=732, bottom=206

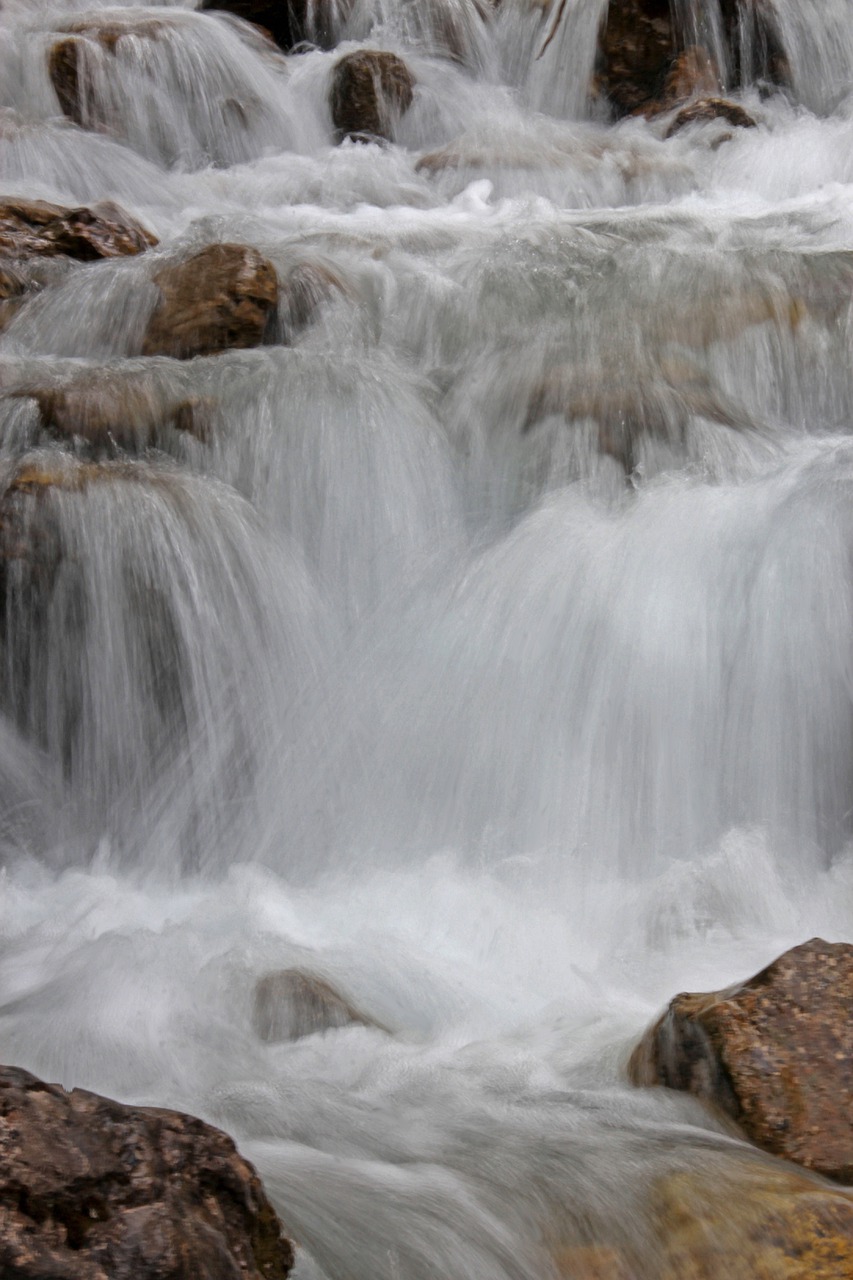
left=0, top=1063, right=294, bottom=1280
left=628, top=938, right=853, bottom=1182
left=142, top=243, right=278, bottom=359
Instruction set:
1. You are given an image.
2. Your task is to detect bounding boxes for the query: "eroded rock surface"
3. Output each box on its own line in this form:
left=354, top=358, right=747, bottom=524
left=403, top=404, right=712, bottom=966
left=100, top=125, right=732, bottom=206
left=330, top=50, right=414, bottom=143
left=142, top=243, right=278, bottom=359
left=0, top=1063, right=295, bottom=1280
left=48, top=17, right=171, bottom=129
left=628, top=938, right=853, bottom=1182
left=0, top=198, right=156, bottom=262
left=665, top=97, right=758, bottom=138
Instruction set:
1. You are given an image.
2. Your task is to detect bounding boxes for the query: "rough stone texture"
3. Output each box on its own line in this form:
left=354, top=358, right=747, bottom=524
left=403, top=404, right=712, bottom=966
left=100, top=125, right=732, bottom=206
left=661, top=45, right=721, bottom=107
left=0, top=199, right=156, bottom=262
left=0, top=1063, right=294, bottom=1280
left=142, top=243, right=278, bottom=360
left=665, top=97, right=758, bottom=138
left=553, top=1244, right=638, bottom=1278
left=253, top=969, right=383, bottom=1042
left=596, top=0, right=675, bottom=117
left=628, top=938, right=853, bottom=1182
left=330, top=50, right=414, bottom=144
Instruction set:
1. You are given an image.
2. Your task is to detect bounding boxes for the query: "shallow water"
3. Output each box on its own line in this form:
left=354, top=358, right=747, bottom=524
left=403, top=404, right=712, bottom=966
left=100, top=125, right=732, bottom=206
left=1, top=1, right=853, bottom=1275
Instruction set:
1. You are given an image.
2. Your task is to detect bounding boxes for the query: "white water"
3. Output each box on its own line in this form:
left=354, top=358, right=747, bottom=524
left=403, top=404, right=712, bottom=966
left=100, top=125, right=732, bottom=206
left=1, top=1, right=853, bottom=1275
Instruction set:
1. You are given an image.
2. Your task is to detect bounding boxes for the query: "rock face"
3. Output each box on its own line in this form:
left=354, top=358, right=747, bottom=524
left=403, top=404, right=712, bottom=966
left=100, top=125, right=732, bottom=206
left=330, top=50, right=414, bottom=144
left=665, top=97, right=758, bottom=138
left=48, top=17, right=169, bottom=129
left=0, top=1063, right=294, bottom=1280
left=252, top=969, right=381, bottom=1042
left=142, top=244, right=278, bottom=360
left=200, top=0, right=349, bottom=52
left=596, top=0, right=674, bottom=117
left=628, top=938, right=853, bottom=1183
left=0, top=199, right=156, bottom=262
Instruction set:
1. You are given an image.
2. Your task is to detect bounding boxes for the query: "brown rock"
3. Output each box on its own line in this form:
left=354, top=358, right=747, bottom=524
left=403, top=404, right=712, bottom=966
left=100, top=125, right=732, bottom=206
left=0, top=198, right=156, bottom=262
left=554, top=1244, right=637, bottom=1278
left=253, top=969, right=383, bottom=1042
left=200, top=0, right=351, bottom=52
left=596, top=0, right=675, bottom=117
left=665, top=97, right=758, bottom=138
left=142, top=244, right=278, bottom=360
left=329, top=50, right=414, bottom=144
left=662, top=45, right=721, bottom=106
left=0, top=1063, right=294, bottom=1280
left=48, top=18, right=169, bottom=130
left=650, top=1162, right=853, bottom=1279
left=628, top=938, right=853, bottom=1183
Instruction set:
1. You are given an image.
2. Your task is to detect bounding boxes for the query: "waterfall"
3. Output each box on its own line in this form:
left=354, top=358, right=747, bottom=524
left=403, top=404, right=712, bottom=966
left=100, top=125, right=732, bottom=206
left=0, top=0, right=852, bottom=1276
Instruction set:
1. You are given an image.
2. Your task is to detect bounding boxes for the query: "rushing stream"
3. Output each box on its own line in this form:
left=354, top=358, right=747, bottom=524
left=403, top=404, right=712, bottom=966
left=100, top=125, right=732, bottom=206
left=1, top=0, right=853, bottom=1275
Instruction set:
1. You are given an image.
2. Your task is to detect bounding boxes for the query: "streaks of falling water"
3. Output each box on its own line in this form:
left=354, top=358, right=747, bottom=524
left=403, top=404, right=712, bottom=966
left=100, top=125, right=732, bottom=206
left=0, top=0, right=853, bottom=1277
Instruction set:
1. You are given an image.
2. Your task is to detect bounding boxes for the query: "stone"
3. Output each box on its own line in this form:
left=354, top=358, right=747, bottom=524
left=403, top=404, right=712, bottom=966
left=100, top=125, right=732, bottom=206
left=278, top=261, right=348, bottom=341
left=0, top=198, right=156, bottom=262
left=142, top=243, right=278, bottom=360
left=553, top=1244, right=637, bottom=1278
left=661, top=45, right=721, bottom=107
left=628, top=938, right=853, bottom=1183
left=199, top=0, right=350, bottom=52
left=596, top=0, right=675, bottom=117
left=0, top=1063, right=294, bottom=1280
left=649, top=1162, right=853, bottom=1279
left=329, top=50, right=415, bottom=144
left=252, top=969, right=383, bottom=1042
left=665, top=97, right=758, bottom=138
left=48, top=17, right=169, bottom=130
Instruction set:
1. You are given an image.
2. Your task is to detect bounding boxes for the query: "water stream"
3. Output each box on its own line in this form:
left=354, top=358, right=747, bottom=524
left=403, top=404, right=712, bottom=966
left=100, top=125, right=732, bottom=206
left=1, top=1, right=853, bottom=1275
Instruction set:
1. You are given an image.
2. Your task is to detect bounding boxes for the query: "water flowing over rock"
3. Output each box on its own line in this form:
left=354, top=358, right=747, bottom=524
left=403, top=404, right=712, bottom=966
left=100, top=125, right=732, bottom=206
left=0, top=1063, right=294, bottom=1280
left=628, top=939, right=853, bottom=1183
left=665, top=97, right=758, bottom=137
left=142, top=244, right=279, bottom=359
left=329, top=51, right=415, bottom=143
left=200, top=0, right=349, bottom=52
left=252, top=969, right=383, bottom=1041
left=0, top=199, right=156, bottom=262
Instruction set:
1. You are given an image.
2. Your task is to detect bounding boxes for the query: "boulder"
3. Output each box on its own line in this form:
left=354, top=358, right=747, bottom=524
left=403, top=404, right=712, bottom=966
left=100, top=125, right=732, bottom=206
left=628, top=938, right=853, bottom=1183
left=48, top=17, right=169, bottom=130
left=142, top=244, right=278, bottom=360
left=552, top=1156, right=853, bottom=1279
left=253, top=969, right=383, bottom=1042
left=329, top=50, right=414, bottom=144
left=665, top=97, right=758, bottom=138
left=0, top=1063, right=294, bottom=1280
left=595, top=0, right=675, bottom=117
left=0, top=198, right=156, bottom=262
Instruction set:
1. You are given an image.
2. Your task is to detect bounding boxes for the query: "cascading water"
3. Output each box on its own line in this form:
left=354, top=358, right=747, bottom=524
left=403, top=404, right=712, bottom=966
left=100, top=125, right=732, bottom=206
left=1, top=0, right=853, bottom=1275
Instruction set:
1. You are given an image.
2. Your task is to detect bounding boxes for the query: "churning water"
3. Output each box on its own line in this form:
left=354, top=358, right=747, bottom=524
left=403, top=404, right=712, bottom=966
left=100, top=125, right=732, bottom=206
left=1, top=0, right=853, bottom=1275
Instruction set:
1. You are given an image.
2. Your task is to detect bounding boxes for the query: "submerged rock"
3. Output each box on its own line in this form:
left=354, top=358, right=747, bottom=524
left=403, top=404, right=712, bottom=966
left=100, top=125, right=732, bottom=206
left=0, top=198, right=156, bottom=262
left=0, top=1063, right=294, bottom=1280
left=665, top=97, right=758, bottom=138
left=330, top=50, right=414, bottom=144
left=48, top=16, right=171, bottom=130
left=628, top=938, right=853, bottom=1183
left=142, top=243, right=278, bottom=360
left=253, top=969, right=383, bottom=1042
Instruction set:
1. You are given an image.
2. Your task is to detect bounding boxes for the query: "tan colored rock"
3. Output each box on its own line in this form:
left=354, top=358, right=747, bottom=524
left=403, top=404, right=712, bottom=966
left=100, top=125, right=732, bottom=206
left=253, top=969, right=384, bottom=1042
left=662, top=45, right=721, bottom=106
left=142, top=243, right=278, bottom=360
left=665, top=97, right=758, bottom=139
left=0, top=198, right=156, bottom=262
left=650, top=1162, right=853, bottom=1279
left=629, top=938, right=853, bottom=1183
left=0, top=1063, right=294, bottom=1280
left=553, top=1243, right=637, bottom=1278
left=330, top=50, right=414, bottom=144
left=48, top=17, right=168, bottom=130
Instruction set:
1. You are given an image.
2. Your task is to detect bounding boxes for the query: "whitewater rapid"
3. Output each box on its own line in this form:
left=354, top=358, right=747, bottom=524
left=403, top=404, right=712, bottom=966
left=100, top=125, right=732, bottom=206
left=1, top=1, right=853, bottom=1276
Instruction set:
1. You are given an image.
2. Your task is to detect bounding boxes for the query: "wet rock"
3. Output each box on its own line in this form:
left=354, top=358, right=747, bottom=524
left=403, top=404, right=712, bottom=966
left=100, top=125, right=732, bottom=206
left=142, top=244, right=278, bottom=360
left=330, top=50, right=415, bottom=144
left=628, top=938, right=853, bottom=1183
left=278, top=260, right=349, bottom=341
left=665, top=97, right=758, bottom=138
left=0, top=198, right=156, bottom=262
left=661, top=45, right=721, bottom=107
left=48, top=17, right=170, bottom=130
left=649, top=1161, right=853, bottom=1279
left=554, top=1244, right=637, bottom=1278
left=199, top=0, right=350, bottom=52
left=253, top=969, right=383, bottom=1042
left=0, top=1062, right=294, bottom=1280
left=596, top=0, right=675, bottom=117
left=6, top=372, right=212, bottom=451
